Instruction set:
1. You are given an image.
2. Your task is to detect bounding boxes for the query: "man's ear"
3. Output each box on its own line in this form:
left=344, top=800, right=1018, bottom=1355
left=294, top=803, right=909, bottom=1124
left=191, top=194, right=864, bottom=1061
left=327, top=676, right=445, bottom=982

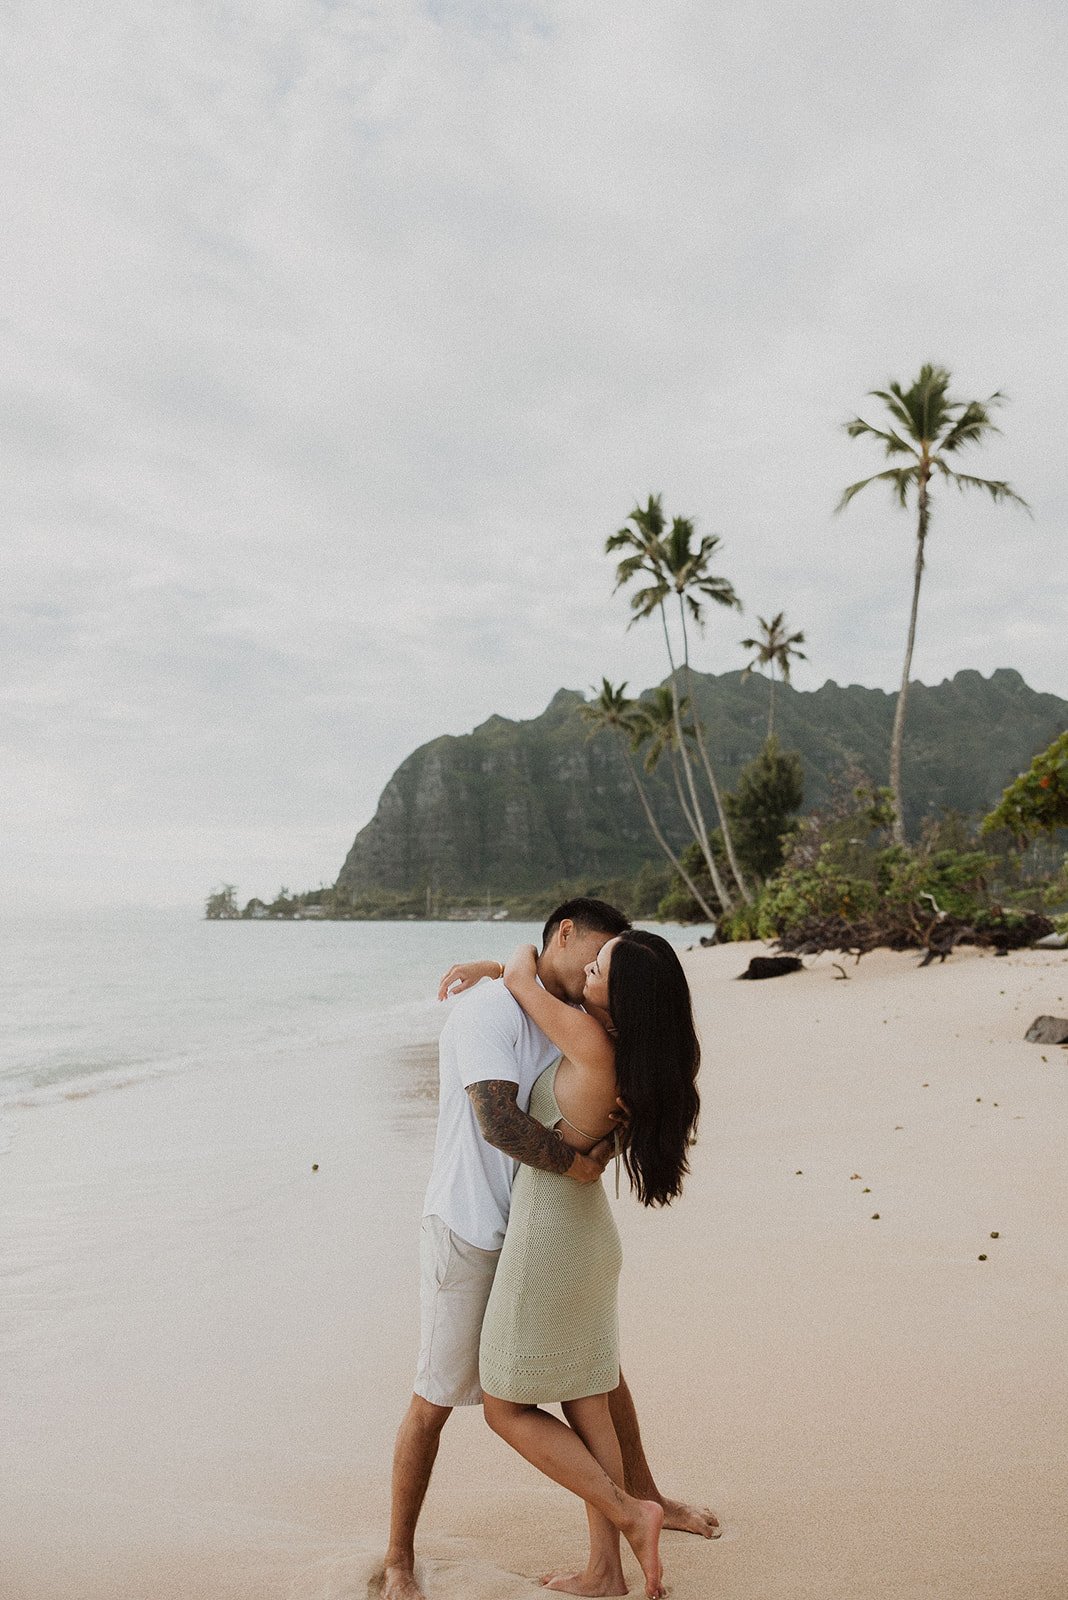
left=555, top=918, right=575, bottom=947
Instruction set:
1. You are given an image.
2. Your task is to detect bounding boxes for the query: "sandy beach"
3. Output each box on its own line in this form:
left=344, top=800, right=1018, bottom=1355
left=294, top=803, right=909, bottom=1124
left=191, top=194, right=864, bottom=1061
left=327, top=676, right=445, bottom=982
left=3, top=939, right=1067, bottom=1600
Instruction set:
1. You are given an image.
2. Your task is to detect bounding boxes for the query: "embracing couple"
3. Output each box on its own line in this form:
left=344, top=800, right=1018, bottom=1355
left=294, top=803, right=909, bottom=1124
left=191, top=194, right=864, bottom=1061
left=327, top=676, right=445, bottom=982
left=382, top=898, right=717, bottom=1600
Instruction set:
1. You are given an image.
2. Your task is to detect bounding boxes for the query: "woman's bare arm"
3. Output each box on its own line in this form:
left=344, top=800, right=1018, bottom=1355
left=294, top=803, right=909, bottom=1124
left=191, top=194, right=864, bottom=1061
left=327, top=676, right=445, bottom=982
left=502, top=944, right=615, bottom=1074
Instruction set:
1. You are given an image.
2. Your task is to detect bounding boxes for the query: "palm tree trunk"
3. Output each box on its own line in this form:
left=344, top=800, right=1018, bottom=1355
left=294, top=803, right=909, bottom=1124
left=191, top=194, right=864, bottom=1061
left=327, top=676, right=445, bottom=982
left=624, top=755, right=718, bottom=922
left=676, top=597, right=752, bottom=904
left=658, top=606, right=735, bottom=912
left=667, top=750, right=700, bottom=840
left=768, top=667, right=776, bottom=742
left=689, top=705, right=752, bottom=903
left=890, top=467, right=929, bottom=845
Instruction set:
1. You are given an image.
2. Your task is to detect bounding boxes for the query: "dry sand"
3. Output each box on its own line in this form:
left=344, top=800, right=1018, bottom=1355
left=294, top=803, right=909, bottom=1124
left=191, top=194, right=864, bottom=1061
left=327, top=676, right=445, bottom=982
left=2, top=942, right=1067, bottom=1599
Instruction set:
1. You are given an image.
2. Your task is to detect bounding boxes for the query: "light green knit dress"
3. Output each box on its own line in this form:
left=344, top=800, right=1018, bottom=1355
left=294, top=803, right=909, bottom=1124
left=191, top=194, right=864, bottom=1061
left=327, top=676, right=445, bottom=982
left=479, top=1058, right=622, bottom=1403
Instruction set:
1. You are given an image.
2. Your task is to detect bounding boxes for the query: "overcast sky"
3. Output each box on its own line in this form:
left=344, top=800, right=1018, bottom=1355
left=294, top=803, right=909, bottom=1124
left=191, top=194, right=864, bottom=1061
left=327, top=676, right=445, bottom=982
left=3, top=0, right=1066, bottom=908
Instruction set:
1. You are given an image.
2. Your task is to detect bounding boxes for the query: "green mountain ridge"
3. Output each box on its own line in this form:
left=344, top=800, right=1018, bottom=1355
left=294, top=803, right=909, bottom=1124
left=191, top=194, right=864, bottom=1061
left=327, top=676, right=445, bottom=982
left=335, top=668, right=1068, bottom=899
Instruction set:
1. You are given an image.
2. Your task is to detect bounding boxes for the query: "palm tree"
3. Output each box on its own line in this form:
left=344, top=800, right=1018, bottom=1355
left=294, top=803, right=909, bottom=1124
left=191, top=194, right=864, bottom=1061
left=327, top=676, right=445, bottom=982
left=606, top=496, right=744, bottom=908
left=656, top=513, right=752, bottom=904
left=837, top=364, right=1029, bottom=844
left=740, top=611, right=807, bottom=740
left=580, top=680, right=718, bottom=922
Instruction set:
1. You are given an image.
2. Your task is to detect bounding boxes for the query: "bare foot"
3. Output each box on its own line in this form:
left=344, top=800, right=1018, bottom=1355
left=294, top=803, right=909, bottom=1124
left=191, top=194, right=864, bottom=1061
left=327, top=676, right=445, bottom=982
left=379, top=1563, right=427, bottom=1600
left=620, top=1499, right=665, bottom=1600
left=539, top=1565, right=629, bottom=1595
left=660, top=1497, right=721, bottom=1538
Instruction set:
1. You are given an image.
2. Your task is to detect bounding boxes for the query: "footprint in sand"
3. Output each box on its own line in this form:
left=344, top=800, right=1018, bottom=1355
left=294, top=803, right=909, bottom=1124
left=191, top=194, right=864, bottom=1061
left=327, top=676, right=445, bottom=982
left=365, top=1551, right=554, bottom=1600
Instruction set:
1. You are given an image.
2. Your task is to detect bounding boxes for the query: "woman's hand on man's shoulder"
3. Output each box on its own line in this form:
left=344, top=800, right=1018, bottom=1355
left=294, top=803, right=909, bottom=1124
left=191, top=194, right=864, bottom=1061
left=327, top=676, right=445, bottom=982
left=437, top=959, right=504, bottom=1001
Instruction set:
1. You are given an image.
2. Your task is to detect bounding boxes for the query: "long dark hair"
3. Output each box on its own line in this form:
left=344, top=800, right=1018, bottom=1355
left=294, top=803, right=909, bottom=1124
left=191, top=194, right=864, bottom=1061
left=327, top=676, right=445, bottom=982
left=608, top=930, right=701, bottom=1208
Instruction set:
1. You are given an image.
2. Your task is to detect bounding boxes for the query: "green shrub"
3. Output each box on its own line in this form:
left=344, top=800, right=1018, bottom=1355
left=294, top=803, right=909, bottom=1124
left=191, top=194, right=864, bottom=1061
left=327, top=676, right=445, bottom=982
left=983, top=731, right=1068, bottom=839
left=757, top=855, right=881, bottom=943
left=716, top=895, right=768, bottom=942
left=750, top=771, right=1056, bottom=954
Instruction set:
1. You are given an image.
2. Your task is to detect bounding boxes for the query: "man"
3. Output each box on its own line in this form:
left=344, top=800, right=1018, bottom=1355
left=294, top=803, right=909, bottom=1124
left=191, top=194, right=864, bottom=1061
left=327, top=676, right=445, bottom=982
left=382, top=898, right=719, bottom=1600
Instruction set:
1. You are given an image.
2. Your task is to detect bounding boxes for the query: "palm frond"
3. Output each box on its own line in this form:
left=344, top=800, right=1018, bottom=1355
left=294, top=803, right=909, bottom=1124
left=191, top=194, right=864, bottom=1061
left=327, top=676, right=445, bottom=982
left=932, top=462, right=1031, bottom=512
left=697, top=575, right=741, bottom=609
left=696, top=533, right=723, bottom=561
left=630, top=494, right=665, bottom=538
left=626, top=581, right=670, bottom=625
left=605, top=527, right=641, bottom=555
left=611, top=550, right=656, bottom=583
left=835, top=467, right=915, bottom=513
left=867, top=388, right=918, bottom=437
left=936, top=399, right=1001, bottom=454
left=844, top=417, right=917, bottom=458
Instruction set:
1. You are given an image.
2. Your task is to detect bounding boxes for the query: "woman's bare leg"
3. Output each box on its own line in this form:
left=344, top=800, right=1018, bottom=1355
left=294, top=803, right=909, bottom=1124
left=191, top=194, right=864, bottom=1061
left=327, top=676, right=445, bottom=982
left=534, top=1396, right=627, bottom=1595
left=483, top=1393, right=664, bottom=1599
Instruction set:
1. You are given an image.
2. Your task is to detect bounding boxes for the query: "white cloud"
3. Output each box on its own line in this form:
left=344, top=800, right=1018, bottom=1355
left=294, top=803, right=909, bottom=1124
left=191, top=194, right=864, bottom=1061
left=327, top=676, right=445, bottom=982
left=1, top=0, right=1065, bottom=905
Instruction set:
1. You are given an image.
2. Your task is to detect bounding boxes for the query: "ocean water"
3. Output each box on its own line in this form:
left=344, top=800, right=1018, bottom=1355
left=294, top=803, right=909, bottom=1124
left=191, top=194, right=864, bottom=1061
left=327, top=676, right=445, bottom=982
left=0, top=910, right=713, bottom=1146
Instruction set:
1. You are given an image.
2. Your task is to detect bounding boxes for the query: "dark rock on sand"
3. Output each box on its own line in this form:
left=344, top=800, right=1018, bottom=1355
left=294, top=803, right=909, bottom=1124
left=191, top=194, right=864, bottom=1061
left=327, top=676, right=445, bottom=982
left=739, top=955, right=803, bottom=980
left=1024, top=1016, right=1068, bottom=1045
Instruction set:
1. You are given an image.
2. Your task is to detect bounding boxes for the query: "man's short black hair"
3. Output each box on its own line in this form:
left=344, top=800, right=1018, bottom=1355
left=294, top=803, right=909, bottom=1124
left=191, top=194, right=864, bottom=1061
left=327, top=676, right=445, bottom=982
left=541, top=897, right=632, bottom=951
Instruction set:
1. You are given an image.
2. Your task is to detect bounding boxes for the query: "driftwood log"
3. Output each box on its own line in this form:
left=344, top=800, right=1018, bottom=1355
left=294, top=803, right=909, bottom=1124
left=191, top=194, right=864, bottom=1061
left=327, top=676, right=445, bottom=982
left=775, top=904, right=1054, bottom=965
left=738, top=955, right=804, bottom=980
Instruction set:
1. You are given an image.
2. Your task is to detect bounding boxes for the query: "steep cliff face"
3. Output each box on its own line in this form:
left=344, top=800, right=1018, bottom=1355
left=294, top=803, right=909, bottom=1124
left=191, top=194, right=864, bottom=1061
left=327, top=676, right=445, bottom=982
left=335, top=669, right=1068, bottom=897
left=338, top=690, right=656, bottom=894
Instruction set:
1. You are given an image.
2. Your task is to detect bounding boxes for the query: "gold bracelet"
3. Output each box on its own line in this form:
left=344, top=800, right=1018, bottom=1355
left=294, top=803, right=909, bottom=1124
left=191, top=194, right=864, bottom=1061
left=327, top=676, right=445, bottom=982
left=496, top=961, right=505, bottom=979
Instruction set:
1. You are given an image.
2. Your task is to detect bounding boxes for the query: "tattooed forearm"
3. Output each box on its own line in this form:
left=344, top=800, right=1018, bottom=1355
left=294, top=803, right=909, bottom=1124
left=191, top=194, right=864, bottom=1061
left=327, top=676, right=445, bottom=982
left=467, top=1080, right=574, bottom=1174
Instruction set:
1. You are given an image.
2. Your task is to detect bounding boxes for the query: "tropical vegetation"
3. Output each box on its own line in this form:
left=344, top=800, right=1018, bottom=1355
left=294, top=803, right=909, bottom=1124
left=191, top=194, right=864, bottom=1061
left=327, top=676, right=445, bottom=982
left=204, top=885, right=240, bottom=919
left=607, top=495, right=750, bottom=908
left=982, top=731, right=1068, bottom=840
left=721, top=779, right=1057, bottom=955
left=580, top=679, right=718, bottom=922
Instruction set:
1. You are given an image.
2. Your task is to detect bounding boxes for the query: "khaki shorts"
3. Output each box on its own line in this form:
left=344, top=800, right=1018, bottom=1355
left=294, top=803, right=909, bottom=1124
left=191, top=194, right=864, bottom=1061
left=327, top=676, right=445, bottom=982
left=414, top=1214, right=500, bottom=1408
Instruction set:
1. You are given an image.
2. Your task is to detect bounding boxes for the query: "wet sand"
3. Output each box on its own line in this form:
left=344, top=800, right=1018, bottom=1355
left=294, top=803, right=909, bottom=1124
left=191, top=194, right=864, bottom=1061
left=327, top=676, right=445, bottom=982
left=2, top=943, right=1067, bottom=1599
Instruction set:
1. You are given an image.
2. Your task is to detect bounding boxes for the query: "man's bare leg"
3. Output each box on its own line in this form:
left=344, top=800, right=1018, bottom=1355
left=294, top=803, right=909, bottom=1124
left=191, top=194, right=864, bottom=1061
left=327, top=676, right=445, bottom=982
left=381, top=1394, right=451, bottom=1600
left=609, top=1371, right=721, bottom=1538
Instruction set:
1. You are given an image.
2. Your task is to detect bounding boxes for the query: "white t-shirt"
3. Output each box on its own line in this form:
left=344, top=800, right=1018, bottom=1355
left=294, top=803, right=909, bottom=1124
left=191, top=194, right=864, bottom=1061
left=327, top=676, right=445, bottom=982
left=422, top=979, right=560, bottom=1251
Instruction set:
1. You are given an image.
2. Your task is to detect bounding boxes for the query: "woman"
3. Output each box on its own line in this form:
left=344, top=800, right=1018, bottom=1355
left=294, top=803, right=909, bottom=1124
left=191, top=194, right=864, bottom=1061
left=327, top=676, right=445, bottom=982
left=444, top=930, right=700, bottom=1600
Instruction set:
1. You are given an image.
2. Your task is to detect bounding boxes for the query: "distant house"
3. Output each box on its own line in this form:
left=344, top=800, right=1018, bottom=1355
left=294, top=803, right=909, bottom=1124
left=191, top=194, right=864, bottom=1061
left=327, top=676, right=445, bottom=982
left=299, top=905, right=326, bottom=918
left=445, top=905, right=510, bottom=921
left=245, top=899, right=269, bottom=919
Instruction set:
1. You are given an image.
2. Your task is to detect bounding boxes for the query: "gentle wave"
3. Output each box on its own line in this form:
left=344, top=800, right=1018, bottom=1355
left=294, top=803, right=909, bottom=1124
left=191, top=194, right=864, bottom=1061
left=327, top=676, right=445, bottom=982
left=0, top=912, right=713, bottom=1139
